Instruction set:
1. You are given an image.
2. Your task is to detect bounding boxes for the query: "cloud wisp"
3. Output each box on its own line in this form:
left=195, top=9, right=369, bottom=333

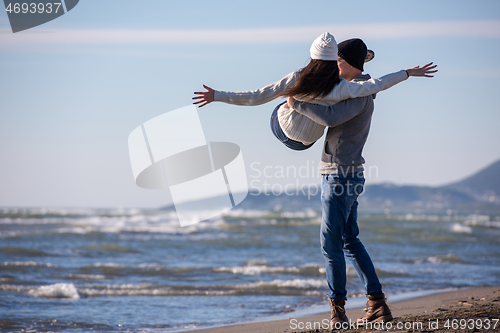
left=1, top=20, right=499, bottom=46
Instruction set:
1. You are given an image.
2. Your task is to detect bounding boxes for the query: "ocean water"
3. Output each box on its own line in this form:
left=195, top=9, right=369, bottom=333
left=1, top=206, right=500, bottom=332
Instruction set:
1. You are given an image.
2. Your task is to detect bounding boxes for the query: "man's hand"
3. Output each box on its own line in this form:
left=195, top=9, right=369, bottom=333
left=286, top=96, right=296, bottom=109
left=405, top=62, right=438, bottom=77
left=193, top=85, right=215, bottom=107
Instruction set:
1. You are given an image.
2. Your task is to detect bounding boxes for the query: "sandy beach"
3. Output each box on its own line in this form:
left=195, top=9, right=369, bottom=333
left=190, top=286, right=500, bottom=333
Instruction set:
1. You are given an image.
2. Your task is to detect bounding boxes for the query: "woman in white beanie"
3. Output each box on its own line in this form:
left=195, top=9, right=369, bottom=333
left=193, top=32, right=436, bottom=150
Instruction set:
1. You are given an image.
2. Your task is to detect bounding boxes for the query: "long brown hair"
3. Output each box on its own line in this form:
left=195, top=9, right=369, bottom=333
left=281, top=59, right=341, bottom=101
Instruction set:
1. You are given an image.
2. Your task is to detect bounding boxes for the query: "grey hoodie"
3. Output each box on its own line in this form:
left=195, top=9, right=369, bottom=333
left=292, top=74, right=377, bottom=175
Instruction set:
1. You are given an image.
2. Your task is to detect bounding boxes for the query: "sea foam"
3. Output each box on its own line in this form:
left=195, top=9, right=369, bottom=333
left=27, top=283, right=80, bottom=299
left=450, top=223, right=472, bottom=233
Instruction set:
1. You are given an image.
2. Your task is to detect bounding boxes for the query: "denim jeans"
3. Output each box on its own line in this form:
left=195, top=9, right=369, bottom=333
left=270, top=102, right=315, bottom=151
left=320, top=173, right=383, bottom=300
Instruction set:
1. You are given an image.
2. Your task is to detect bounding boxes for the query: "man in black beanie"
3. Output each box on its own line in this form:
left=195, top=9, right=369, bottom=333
left=337, top=38, right=372, bottom=81
left=287, top=39, right=436, bottom=328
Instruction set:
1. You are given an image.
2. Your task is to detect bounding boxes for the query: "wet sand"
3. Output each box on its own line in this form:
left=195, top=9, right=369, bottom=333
left=190, top=286, right=500, bottom=333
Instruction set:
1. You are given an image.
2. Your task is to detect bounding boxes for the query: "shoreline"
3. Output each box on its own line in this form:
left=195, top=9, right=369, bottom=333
left=185, top=286, right=500, bottom=333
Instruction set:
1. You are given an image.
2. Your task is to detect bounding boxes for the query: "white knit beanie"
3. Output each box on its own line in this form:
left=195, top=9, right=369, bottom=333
left=310, top=32, right=338, bottom=61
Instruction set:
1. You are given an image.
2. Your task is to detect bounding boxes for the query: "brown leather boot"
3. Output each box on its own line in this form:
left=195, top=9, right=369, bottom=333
left=329, top=298, right=348, bottom=326
left=357, top=294, right=393, bottom=324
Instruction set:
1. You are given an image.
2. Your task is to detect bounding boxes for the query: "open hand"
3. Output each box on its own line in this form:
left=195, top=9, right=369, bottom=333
left=193, top=85, right=215, bottom=107
left=406, top=62, right=438, bottom=77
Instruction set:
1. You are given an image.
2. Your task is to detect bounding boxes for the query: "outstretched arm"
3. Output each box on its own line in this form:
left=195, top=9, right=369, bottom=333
left=316, top=63, right=438, bottom=105
left=307, top=63, right=438, bottom=106
left=192, top=71, right=298, bottom=107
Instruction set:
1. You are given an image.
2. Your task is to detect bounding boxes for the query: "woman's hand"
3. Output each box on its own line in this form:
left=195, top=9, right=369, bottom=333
left=193, top=85, right=215, bottom=107
left=405, top=62, right=438, bottom=77
left=286, top=96, right=296, bottom=109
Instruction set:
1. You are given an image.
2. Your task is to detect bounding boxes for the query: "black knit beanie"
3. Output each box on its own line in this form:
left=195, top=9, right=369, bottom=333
left=337, top=38, right=367, bottom=72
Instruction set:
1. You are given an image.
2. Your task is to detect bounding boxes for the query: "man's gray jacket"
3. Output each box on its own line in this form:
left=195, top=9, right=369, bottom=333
left=292, top=74, right=377, bottom=175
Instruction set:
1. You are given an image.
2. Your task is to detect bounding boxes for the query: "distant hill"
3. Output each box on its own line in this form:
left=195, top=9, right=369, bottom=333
left=357, top=183, right=478, bottom=212
left=346, top=159, right=500, bottom=213
left=443, top=159, right=500, bottom=205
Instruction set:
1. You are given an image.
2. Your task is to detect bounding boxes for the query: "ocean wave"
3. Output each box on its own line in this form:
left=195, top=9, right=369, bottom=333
left=214, top=263, right=325, bottom=276
left=222, top=209, right=271, bottom=219
left=450, top=223, right=472, bottom=233
left=234, top=278, right=325, bottom=289
left=399, top=213, right=442, bottom=221
left=0, top=207, right=214, bottom=235
left=413, top=254, right=467, bottom=264
left=0, top=207, right=323, bottom=238
left=64, top=274, right=107, bottom=280
left=0, top=213, right=221, bottom=236
left=28, top=283, right=80, bottom=299
left=76, top=279, right=326, bottom=297
left=464, top=215, right=500, bottom=228
left=0, top=207, right=144, bottom=219
left=0, top=283, right=80, bottom=299
left=223, top=208, right=319, bottom=220
left=0, top=278, right=328, bottom=299
left=57, top=214, right=185, bottom=235
left=1, top=261, right=57, bottom=268
left=77, top=262, right=199, bottom=277
left=77, top=285, right=238, bottom=297
left=220, top=211, right=321, bottom=228
left=49, top=261, right=326, bottom=280
left=373, top=267, right=410, bottom=277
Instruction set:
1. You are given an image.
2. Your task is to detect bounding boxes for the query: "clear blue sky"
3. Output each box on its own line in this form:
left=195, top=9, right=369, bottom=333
left=1, top=0, right=500, bottom=208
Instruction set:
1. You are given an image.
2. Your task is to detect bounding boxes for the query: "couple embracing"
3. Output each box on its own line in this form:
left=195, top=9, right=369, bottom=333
left=193, top=32, right=437, bottom=326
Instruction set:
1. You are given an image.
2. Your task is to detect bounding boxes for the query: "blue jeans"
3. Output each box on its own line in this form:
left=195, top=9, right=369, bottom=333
left=270, top=102, right=315, bottom=151
left=320, top=173, right=383, bottom=300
